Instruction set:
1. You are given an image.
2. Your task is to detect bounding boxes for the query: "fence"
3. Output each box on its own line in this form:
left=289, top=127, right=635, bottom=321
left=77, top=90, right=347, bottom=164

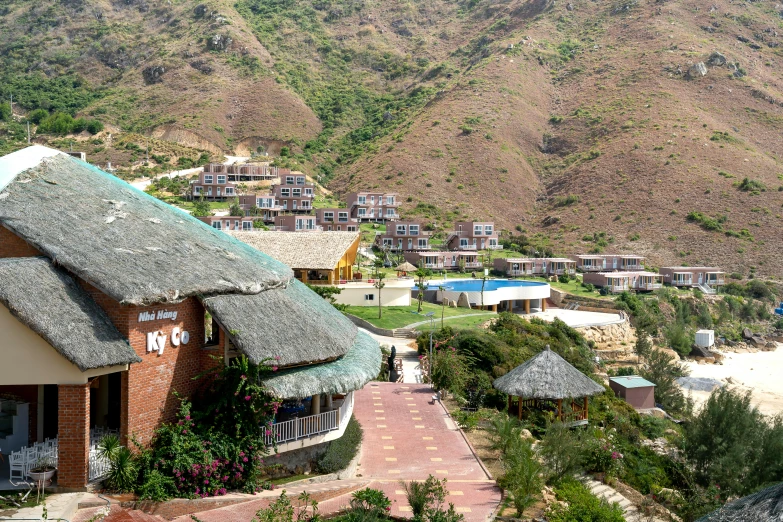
left=264, top=392, right=353, bottom=447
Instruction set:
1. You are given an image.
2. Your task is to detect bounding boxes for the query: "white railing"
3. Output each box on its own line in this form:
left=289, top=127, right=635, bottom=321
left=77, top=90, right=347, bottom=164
left=636, top=283, right=662, bottom=291
left=265, top=392, right=353, bottom=447
left=89, top=445, right=111, bottom=482
left=508, top=270, right=533, bottom=276
left=696, top=283, right=717, bottom=295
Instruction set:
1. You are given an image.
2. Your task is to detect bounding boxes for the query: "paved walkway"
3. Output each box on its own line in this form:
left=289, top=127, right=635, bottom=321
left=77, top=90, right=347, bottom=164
left=1, top=491, right=83, bottom=520
left=361, top=330, right=424, bottom=384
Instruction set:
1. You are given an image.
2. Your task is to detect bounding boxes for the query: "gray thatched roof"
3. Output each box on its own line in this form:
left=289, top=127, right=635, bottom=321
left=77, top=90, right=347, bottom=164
left=261, top=330, right=381, bottom=398
left=493, top=346, right=605, bottom=399
left=697, top=482, right=783, bottom=522
left=202, top=278, right=357, bottom=367
left=0, top=257, right=140, bottom=371
left=0, top=148, right=292, bottom=305
left=228, top=231, right=359, bottom=271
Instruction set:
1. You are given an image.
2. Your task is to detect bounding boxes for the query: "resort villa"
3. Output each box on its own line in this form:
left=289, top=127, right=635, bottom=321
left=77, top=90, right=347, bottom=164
left=315, top=208, right=359, bottom=232
left=403, top=251, right=483, bottom=271
left=0, top=146, right=380, bottom=489
left=572, top=254, right=646, bottom=272
left=239, top=193, right=281, bottom=223
left=272, top=175, right=315, bottom=214
left=202, top=162, right=287, bottom=183
left=346, top=191, right=400, bottom=222
left=493, top=258, right=577, bottom=277
left=274, top=214, right=319, bottom=232
left=446, top=221, right=500, bottom=250
left=582, top=271, right=663, bottom=293
left=197, top=215, right=258, bottom=231
left=659, top=266, right=726, bottom=291
left=375, top=221, right=430, bottom=252
left=190, top=170, right=237, bottom=201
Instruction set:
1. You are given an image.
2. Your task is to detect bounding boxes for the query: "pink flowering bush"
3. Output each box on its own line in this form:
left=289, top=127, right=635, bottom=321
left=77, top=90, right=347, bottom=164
left=584, top=429, right=624, bottom=479
left=135, top=356, right=280, bottom=499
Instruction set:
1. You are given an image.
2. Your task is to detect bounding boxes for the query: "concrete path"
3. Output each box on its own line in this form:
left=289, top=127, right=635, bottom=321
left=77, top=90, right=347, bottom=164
left=583, top=477, right=666, bottom=522
left=2, top=491, right=84, bottom=520
left=361, top=330, right=424, bottom=384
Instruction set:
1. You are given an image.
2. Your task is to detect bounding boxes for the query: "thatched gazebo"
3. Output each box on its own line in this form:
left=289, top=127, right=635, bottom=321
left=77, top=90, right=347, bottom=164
left=395, top=261, right=417, bottom=277
left=696, top=482, right=783, bottom=522
left=493, top=346, right=605, bottom=426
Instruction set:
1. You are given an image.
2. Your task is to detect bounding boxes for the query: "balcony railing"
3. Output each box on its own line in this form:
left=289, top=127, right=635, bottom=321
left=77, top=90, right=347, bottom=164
left=579, top=265, right=604, bottom=272
left=609, top=284, right=630, bottom=293
left=265, top=393, right=353, bottom=447
left=463, top=262, right=483, bottom=269
left=507, top=269, right=533, bottom=276
left=621, top=264, right=645, bottom=271
left=672, top=279, right=693, bottom=286
left=636, top=283, right=662, bottom=291
left=707, top=278, right=725, bottom=286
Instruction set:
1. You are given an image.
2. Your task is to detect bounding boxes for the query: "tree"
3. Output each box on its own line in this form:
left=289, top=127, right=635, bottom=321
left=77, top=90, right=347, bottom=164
left=415, top=268, right=429, bottom=313
left=639, top=349, right=690, bottom=415
left=192, top=194, right=211, bottom=217
left=0, top=102, right=11, bottom=121
left=229, top=197, right=243, bottom=217
left=539, top=421, right=584, bottom=484
left=374, top=272, right=386, bottom=319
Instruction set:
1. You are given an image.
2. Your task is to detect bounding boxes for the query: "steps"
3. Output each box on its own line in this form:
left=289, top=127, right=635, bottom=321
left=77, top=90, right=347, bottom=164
left=582, top=477, right=667, bottom=522
left=392, top=328, right=416, bottom=338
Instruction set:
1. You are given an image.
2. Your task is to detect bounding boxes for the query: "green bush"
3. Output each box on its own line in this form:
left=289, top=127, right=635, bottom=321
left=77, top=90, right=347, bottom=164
left=27, top=109, right=48, bottom=124
left=317, top=416, right=362, bottom=473
left=547, top=478, right=624, bottom=522
left=0, top=102, right=11, bottom=121
left=400, top=475, right=447, bottom=518
left=540, top=422, right=584, bottom=484
left=500, top=439, right=543, bottom=517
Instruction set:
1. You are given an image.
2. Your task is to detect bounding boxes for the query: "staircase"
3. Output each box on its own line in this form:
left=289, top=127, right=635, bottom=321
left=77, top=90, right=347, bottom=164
left=392, top=328, right=416, bottom=338
left=696, top=283, right=716, bottom=295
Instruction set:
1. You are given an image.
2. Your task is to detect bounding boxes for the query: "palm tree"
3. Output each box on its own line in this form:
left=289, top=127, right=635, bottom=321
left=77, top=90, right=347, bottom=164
left=415, top=268, right=429, bottom=313
left=374, top=272, right=386, bottom=319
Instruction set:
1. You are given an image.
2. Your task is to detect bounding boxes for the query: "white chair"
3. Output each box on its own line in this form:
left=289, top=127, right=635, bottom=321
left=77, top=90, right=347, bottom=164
left=23, top=446, right=38, bottom=475
left=9, top=450, right=25, bottom=481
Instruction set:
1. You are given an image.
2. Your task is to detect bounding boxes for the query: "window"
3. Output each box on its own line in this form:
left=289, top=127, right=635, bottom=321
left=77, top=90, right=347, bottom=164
left=460, top=238, right=468, bottom=247
left=194, top=186, right=202, bottom=194
left=358, top=208, right=366, bottom=216
left=324, top=212, right=334, bottom=221
left=225, top=187, right=234, bottom=195
left=296, top=176, right=305, bottom=185
left=207, top=187, right=213, bottom=196
left=204, top=175, right=213, bottom=184
left=386, top=208, right=395, bottom=216
left=257, top=197, right=274, bottom=208
left=304, top=188, right=313, bottom=195
left=292, top=200, right=298, bottom=210
left=358, top=196, right=366, bottom=204
left=295, top=219, right=304, bottom=230
left=409, top=225, right=419, bottom=236
left=364, top=294, right=375, bottom=301
left=383, top=238, right=392, bottom=246
left=386, top=196, right=394, bottom=205
left=281, top=200, right=288, bottom=209
left=370, top=196, right=376, bottom=204
left=418, top=239, right=428, bottom=248
left=489, top=238, right=498, bottom=248
left=217, top=175, right=226, bottom=184
left=396, top=225, right=407, bottom=235
left=281, top=188, right=290, bottom=197
left=484, top=225, right=493, bottom=235
left=474, top=225, right=483, bottom=235
left=286, top=176, right=294, bottom=185
left=242, top=221, right=252, bottom=231
left=292, top=188, right=302, bottom=197
left=212, top=221, right=222, bottom=230
left=338, top=212, right=348, bottom=222
left=348, top=226, right=357, bottom=232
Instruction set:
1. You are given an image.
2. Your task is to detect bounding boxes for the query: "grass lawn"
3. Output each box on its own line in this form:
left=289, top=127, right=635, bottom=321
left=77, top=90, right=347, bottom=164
left=343, top=302, right=489, bottom=330
left=540, top=277, right=611, bottom=300
left=416, top=313, right=495, bottom=333
left=312, top=195, right=343, bottom=209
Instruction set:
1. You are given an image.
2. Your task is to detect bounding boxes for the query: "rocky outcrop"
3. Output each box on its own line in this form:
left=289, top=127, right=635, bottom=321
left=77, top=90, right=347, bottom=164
left=142, top=65, right=165, bottom=85
left=686, top=62, right=708, bottom=79
left=577, top=319, right=636, bottom=353
left=207, top=33, right=233, bottom=52
left=708, top=51, right=727, bottom=66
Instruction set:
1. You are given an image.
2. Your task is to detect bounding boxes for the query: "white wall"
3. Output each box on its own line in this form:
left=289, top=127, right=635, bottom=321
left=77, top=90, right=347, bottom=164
left=333, top=285, right=411, bottom=307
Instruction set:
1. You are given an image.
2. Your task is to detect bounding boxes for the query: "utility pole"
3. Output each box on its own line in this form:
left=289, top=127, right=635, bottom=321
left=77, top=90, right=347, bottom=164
left=27, top=121, right=30, bottom=144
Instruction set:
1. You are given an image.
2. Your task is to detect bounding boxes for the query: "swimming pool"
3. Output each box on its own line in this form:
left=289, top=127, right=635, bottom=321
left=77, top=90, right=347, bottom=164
left=432, top=279, right=550, bottom=308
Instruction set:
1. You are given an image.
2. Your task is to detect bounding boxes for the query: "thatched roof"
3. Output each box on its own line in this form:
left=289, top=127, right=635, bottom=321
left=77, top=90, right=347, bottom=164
left=202, top=279, right=357, bottom=367
left=396, top=261, right=417, bottom=272
left=697, top=482, right=783, bottom=522
left=228, top=231, right=360, bottom=271
left=0, top=148, right=293, bottom=305
left=493, top=346, right=604, bottom=399
left=261, top=330, right=381, bottom=398
left=0, top=257, right=140, bottom=371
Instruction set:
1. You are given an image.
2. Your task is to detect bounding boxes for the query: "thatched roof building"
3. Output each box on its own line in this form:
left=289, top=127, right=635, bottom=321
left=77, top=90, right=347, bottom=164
left=697, top=482, right=783, bottom=522
left=0, top=257, right=140, bottom=371
left=0, top=150, right=292, bottom=306
left=228, top=231, right=360, bottom=271
left=493, top=346, right=604, bottom=424
left=396, top=261, right=417, bottom=273
left=493, top=346, right=604, bottom=400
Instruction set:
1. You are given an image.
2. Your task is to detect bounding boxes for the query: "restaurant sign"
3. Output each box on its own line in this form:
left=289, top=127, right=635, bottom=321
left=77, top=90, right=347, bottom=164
left=146, top=327, right=190, bottom=355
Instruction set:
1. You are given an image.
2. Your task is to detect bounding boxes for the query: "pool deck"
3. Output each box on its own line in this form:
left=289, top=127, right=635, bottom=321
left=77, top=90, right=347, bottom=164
left=529, top=308, right=624, bottom=328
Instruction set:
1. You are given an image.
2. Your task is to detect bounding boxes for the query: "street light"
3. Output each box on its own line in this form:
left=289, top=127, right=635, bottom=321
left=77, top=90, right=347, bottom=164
left=424, top=311, right=435, bottom=388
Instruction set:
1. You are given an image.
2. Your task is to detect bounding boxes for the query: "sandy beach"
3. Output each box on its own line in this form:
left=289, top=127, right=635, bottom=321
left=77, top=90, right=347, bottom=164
left=680, top=345, right=783, bottom=416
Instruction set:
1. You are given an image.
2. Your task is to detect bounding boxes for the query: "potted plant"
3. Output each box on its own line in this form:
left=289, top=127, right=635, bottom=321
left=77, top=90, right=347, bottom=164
left=28, top=456, right=57, bottom=486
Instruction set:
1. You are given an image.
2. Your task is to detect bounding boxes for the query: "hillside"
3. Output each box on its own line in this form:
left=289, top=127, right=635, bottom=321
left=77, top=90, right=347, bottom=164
left=1, top=0, right=782, bottom=274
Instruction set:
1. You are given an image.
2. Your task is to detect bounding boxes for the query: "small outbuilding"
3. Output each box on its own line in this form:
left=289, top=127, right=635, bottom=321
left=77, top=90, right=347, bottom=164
left=493, top=346, right=605, bottom=426
left=609, top=376, right=656, bottom=409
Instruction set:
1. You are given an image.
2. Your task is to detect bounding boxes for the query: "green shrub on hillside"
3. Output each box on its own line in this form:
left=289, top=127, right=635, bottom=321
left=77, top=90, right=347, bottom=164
left=317, top=416, right=362, bottom=473
left=547, top=478, right=624, bottom=522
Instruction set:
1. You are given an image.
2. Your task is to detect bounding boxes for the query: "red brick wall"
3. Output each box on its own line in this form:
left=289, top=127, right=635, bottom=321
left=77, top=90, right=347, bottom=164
left=0, top=227, right=40, bottom=258
left=58, top=383, right=90, bottom=489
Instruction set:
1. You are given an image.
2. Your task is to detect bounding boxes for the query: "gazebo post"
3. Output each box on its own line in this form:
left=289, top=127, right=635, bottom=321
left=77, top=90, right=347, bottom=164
left=557, top=399, right=563, bottom=421
left=583, top=396, right=589, bottom=421
left=507, top=394, right=512, bottom=412
left=517, top=397, right=522, bottom=420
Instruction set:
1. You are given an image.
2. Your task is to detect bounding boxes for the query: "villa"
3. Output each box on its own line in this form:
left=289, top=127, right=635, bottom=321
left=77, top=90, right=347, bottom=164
left=197, top=215, right=257, bottom=231
left=572, top=254, right=646, bottom=272
left=202, top=162, right=287, bottom=183
left=239, top=193, right=281, bottom=223
left=272, top=175, right=315, bottom=214
left=0, top=146, right=380, bottom=489
left=403, top=251, right=483, bottom=271
left=346, top=191, right=400, bottom=222
left=375, top=221, right=430, bottom=252
left=274, top=214, right=320, bottom=232
left=493, top=257, right=577, bottom=277
left=659, top=266, right=726, bottom=292
left=190, top=170, right=237, bottom=201
left=315, top=208, right=359, bottom=232
left=446, top=221, right=500, bottom=250
left=582, top=271, right=663, bottom=293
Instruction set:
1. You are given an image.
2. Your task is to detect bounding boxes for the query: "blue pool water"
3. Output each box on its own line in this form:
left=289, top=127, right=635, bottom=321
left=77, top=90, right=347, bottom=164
left=419, top=279, right=548, bottom=291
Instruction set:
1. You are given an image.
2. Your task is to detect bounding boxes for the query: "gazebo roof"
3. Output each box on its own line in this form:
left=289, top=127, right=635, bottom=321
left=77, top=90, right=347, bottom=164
left=696, top=481, right=783, bottom=522
left=396, top=261, right=417, bottom=272
left=493, top=346, right=605, bottom=400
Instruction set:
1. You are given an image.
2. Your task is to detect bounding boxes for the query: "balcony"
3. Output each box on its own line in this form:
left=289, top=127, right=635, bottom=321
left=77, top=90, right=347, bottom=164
left=507, top=269, right=533, bottom=276
left=707, top=278, right=725, bottom=286
left=636, top=283, right=663, bottom=291
left=423, top=262, right=445, bottom=269
left=672, top=279, right=693, bottom=286
left=621, top=264, right=645, bottom=271
left=463, top=261, right=483, bottom=269
left=579, top=265, right=604, bottom=272
left=487, top=244, right=503, bottom=250
left=608, top=284, right=630, bottom=293
left=264, top=393, right=354, bottom=451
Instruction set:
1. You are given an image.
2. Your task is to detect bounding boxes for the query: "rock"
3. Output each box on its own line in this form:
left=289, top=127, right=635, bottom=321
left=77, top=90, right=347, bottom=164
left=142, top=66, right=165, bottom=85
left=729, top=62, right=746, bottom=78
left=690, top=345, right=712, bottom=358
left=194, top=4, right=208, bottom=17
left=708, top=51, right=727, bottom=66
left=749, top=336, right=767, bottom=347
left=686, top=62, right=708, bottom=79
left=566, top=2, right=574, bottom=9
left=208, top=33, right=232, bottom=52
left=190, top=60, right=213, bottom=74
left=664, top=428, right=678, bottom=436
left=762, top=342, right=778, bottom=352
left=520, top=429, right=534, bottom=441
left=743, top=327, right=754, bottom=340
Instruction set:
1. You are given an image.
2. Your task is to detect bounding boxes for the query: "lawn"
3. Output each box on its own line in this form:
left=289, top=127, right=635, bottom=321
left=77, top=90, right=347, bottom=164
left=416, top=313, right=495, bottom=332
left=343, top=302, right=489, bottom=330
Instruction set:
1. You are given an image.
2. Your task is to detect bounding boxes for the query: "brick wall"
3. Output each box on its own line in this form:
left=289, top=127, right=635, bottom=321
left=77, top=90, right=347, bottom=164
left=0, top=227, right=41, bottom=258
left=58, top=383, right=90, bottom=489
